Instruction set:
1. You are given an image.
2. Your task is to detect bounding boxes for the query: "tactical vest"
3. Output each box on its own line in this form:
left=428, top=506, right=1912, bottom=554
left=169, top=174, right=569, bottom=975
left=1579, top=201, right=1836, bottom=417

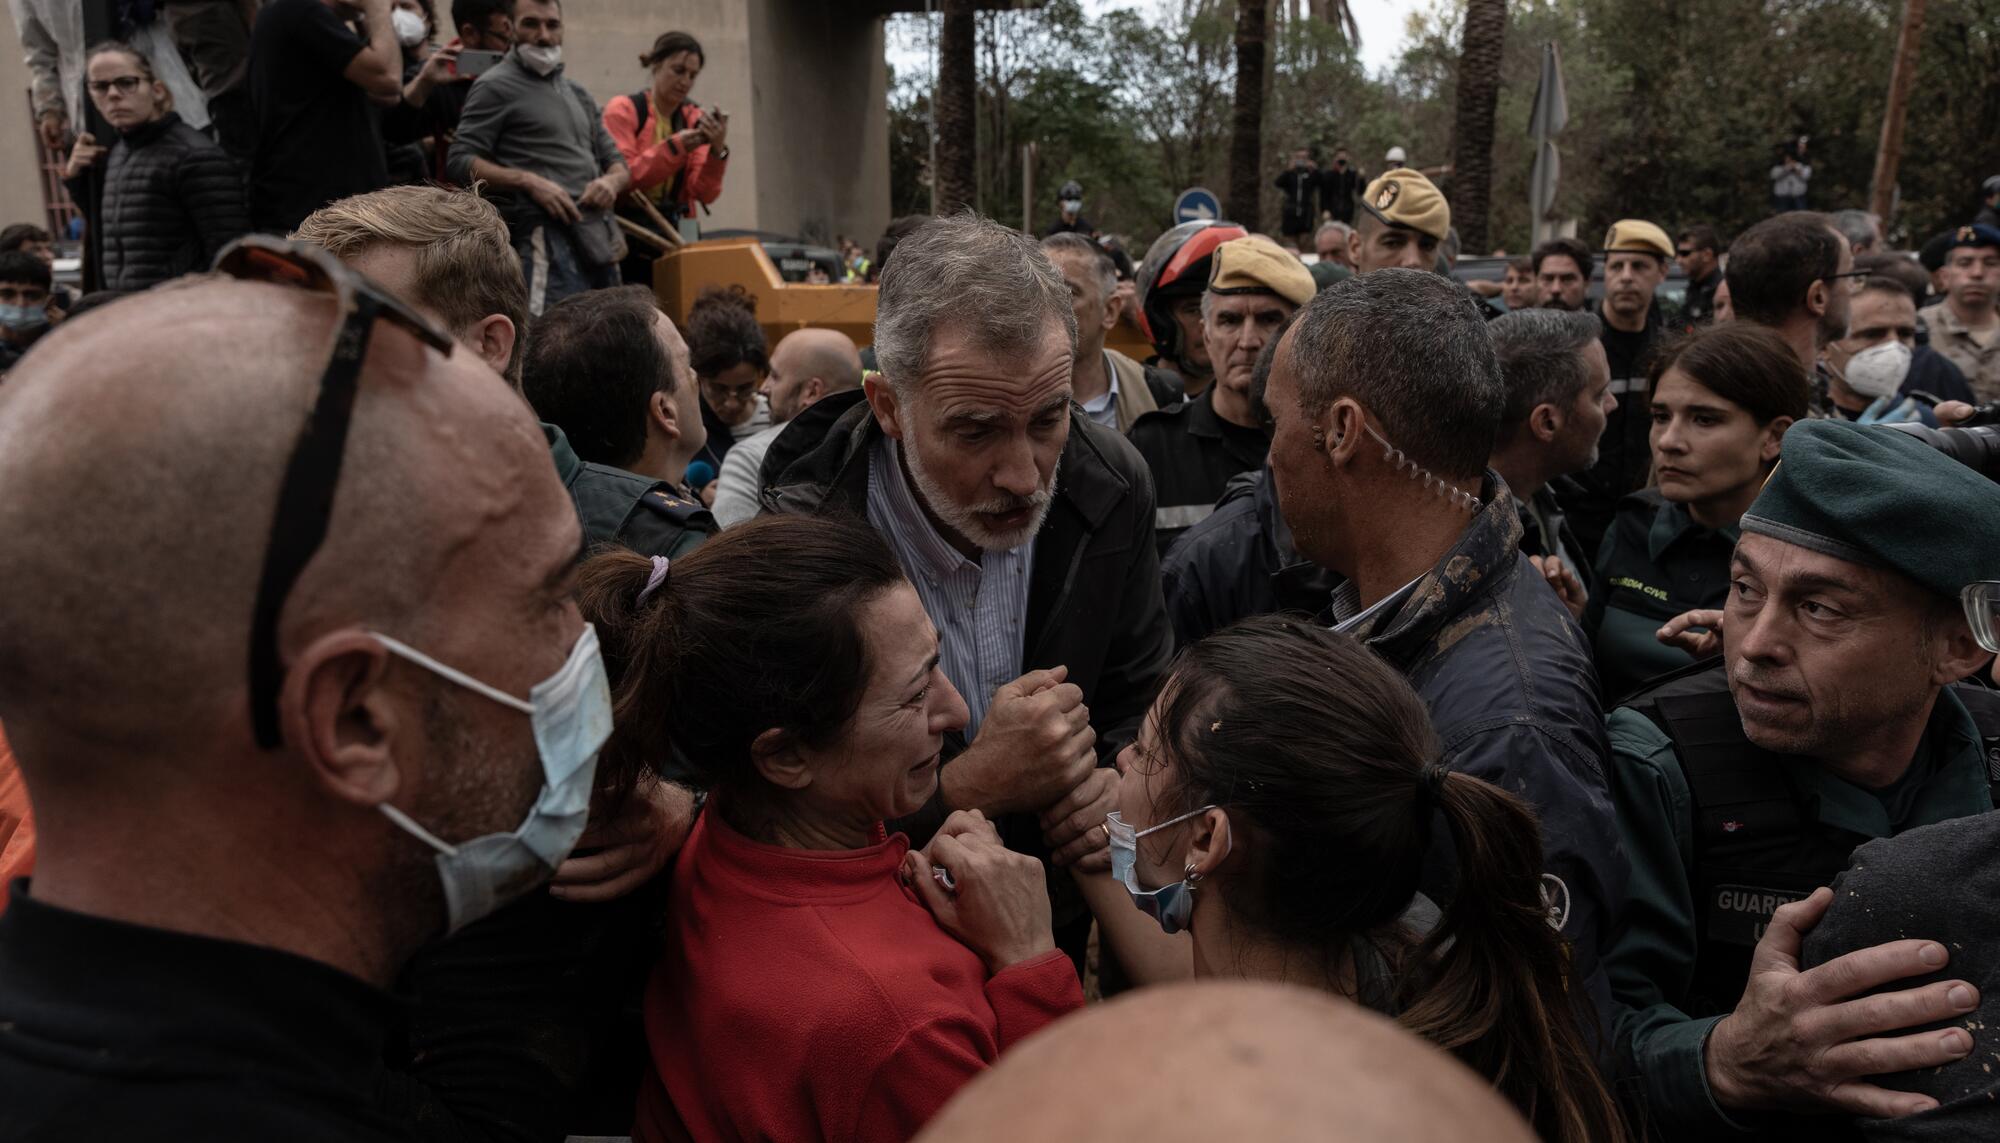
left=1624, top=660, right=2000, bottom=1018
left=568, top=461, right=716, bottom=559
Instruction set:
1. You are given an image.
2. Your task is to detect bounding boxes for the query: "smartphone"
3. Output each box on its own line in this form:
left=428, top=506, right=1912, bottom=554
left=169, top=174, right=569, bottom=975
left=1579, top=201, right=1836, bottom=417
left=456, top=49, right=505, bottom=79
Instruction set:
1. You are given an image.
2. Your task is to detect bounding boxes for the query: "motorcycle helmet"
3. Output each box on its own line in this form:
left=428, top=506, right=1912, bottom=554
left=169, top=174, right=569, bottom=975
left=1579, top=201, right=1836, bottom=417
left=1135, top=219, right=1249, bottom=370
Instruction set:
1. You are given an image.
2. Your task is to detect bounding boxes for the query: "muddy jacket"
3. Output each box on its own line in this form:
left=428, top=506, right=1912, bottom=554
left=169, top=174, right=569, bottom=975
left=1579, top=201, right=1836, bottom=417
left=758, top=390, right=1173, bottom=848
left=1342, top=475, right=1629, bottom=1032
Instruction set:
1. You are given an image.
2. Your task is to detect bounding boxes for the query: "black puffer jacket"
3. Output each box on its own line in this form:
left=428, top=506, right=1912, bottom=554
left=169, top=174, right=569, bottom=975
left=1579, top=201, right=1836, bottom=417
left=67, top=113, right=248, bottom=290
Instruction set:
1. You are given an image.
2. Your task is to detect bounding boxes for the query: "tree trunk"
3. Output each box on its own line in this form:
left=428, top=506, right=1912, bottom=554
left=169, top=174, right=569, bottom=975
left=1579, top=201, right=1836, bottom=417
left=1450, top=0, right=1507, bottom=253
left=934, top=0, right=978, bottom=215
left=1870, top=0, right=1926, bottom=222
left=1227, top=0, right=1269, bottom=231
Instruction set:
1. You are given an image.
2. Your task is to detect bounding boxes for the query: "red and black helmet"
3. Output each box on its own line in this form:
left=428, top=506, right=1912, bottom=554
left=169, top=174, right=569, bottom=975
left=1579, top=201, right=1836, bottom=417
left=1135, top=220, right=1248, bottom=371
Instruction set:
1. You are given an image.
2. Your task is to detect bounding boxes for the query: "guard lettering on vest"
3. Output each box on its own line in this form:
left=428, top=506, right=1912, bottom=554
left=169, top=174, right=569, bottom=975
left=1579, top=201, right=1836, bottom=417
left=1707, top=883, right=1809, bottom=947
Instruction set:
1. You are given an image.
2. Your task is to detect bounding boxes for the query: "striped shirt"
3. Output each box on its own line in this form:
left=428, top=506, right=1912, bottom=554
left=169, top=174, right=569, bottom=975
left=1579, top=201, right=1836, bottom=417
left=866, top=437, right=1035, bottom=737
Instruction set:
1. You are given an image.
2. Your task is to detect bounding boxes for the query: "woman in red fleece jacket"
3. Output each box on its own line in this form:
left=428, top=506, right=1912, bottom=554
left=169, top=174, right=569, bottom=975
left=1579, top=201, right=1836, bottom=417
left=577, top=516, right=1084, bottom=1143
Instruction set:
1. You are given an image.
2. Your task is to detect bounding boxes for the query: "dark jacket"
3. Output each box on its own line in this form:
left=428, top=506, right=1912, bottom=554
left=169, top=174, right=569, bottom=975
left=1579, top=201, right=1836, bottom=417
left=1585, top=488, right=1736, bottom=704
left=1679, top=269, right=1723, bottom=330
left=65, top=113, right=247, bottom=290
left=760, top=388, right=1173, bottom=835
left=1567, top=309, right=1668, bottom=558
left=546, top=424, right=715, bottom=559
left=1273, top=165, right=1321, bottom=231
left=1345, top=476, right=1628, bottom=1030
left=1126, top=387, right=1270, bottom=558
left=1161, top=466, right=1336, bottom=645
left=1905, top=345, right=1976, bottom=407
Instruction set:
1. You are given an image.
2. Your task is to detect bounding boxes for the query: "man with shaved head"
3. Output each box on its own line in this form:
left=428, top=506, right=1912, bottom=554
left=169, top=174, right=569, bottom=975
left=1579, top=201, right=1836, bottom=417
left=298, top=185, right=702, bottom=1140
left=916, top=981, right=1536, bottom=1143
left=711, top=326, right=864, bottom=528
left=0, top=257, right=608, bottom=1138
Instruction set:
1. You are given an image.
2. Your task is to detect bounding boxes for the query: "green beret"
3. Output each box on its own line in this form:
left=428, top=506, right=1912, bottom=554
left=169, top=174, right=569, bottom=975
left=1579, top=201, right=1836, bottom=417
left=1741, top=419, right=2000, bottom=598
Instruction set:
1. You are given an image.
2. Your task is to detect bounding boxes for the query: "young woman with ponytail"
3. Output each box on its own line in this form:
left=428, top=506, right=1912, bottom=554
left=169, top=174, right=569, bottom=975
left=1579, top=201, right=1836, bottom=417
left=1088, top=614, right=1628, bottom=1143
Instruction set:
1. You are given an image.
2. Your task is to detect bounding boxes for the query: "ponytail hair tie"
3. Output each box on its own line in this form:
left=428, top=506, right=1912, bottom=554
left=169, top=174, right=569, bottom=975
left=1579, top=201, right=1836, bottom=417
left=637, top=555, right=671, bottom=603
left=1417, top=763, right=1451, bottom=806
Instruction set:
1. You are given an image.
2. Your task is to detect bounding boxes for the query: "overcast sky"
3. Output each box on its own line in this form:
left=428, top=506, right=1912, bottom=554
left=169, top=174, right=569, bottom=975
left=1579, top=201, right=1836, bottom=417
left=888, top=0, right=1431, bottom=84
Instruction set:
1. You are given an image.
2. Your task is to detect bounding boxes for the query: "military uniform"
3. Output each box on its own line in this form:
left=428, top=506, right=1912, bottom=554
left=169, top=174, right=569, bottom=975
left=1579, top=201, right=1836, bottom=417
left=1605, top=665, right=1999, bottom=1139
left=544, top=424, right=715, bottom=558
left=1584, top=489, right=1737, bottom=702
left=1601, top=419, right=2000, bottom=1139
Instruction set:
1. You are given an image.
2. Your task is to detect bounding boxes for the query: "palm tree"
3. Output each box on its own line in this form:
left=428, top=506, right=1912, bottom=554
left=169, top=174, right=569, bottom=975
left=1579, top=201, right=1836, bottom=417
left=1227, top=0, right=1271, bottom=231
left=935, top=0, right=978, bottom=214
left=1450, top=0, right=1507, bottom=252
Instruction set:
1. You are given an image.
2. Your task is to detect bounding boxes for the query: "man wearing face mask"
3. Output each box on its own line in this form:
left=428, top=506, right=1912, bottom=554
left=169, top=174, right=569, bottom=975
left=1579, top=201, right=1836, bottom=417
left=1824, top=278, right=1976, bottom=425
left=448, top=0, right=632, bottom=314
left=0, top=251, right=57, bottom=375
left=1042, top=180, right=1095, bottom=238
left=0, top=248, right=609, bottom=1137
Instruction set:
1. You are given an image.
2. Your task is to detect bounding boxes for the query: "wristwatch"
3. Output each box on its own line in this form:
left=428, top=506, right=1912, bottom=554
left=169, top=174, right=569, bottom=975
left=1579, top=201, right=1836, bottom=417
left=716, top=146, right=730, bottom=160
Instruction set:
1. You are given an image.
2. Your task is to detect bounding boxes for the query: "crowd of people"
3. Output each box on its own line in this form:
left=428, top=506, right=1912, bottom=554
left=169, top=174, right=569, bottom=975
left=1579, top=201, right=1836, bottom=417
left=12, top=0, right=731, bottom=317
left=8, top=5, right=2000, bottom=1140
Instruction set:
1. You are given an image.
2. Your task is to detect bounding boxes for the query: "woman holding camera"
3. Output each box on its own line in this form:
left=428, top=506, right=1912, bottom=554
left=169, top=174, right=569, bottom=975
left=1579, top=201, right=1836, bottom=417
left=1586, top=322, right=1809, bottom=698
left=603, top=31, right=729, bottom=281
left=579, top=516, right=1083, bottom=1143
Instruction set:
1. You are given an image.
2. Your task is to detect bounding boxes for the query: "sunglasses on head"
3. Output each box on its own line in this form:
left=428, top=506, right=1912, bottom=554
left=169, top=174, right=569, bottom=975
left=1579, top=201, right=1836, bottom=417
left=212, top=236, right=455, bottom=748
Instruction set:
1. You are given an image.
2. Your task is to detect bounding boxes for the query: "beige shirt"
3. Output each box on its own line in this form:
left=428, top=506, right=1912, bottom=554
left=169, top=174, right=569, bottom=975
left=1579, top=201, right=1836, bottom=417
left=1921, top=300, right=2000, bottom=403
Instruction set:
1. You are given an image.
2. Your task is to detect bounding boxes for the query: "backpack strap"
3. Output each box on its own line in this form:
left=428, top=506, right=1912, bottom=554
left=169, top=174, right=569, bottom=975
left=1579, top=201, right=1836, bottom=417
left=627, top=89, right=651, bottom=134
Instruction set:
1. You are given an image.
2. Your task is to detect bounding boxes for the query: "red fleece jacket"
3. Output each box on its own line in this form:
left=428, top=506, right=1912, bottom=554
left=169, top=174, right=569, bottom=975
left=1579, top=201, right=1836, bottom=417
left=634, top=811, right=1084, bottom=1143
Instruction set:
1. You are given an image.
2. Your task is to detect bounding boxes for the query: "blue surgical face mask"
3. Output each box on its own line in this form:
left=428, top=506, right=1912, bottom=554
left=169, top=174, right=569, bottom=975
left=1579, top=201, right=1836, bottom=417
left=1106, top=806, right=1227, bottom=936
left=0, top=303, right=49, bottom=334
left=373, top=624, right=611, bottom=933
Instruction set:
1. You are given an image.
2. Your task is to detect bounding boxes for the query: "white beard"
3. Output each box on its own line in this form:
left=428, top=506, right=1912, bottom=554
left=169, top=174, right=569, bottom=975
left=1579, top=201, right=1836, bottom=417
left=903, top=437, right=1056, bottom=552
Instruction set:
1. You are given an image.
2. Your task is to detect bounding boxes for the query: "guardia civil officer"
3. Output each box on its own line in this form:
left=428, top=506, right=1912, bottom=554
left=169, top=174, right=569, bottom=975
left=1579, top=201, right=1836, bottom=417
left=1603, top=419, right=2000, bottom=1138
left=1585, top=322, right=1808, bottom=701
left=523, top=285, right=718, bottom=559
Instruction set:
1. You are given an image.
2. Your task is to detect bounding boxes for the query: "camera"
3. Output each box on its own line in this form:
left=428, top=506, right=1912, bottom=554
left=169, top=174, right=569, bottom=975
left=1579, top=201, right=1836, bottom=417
left=1884, top=401, right=2000, bottom=481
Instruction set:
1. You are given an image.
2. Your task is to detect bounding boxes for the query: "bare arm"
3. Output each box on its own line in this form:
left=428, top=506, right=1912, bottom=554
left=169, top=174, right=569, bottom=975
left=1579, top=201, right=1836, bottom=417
left=340, top=0, right=404, bottom=106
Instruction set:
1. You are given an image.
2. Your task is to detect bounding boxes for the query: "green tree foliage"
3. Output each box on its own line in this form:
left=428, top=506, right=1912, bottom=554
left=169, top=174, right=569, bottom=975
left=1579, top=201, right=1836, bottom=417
left=888, top=0, right=1998, bottom=254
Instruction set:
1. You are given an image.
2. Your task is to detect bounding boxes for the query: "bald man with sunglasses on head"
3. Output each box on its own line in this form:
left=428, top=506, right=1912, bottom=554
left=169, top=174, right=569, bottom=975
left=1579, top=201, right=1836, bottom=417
left=0, top=240, right=608, bottom=1139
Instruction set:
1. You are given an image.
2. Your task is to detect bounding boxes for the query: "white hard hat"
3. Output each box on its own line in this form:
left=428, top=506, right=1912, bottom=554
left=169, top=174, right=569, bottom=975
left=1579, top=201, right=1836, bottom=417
left=1385, top=146, right=1408, bottom=163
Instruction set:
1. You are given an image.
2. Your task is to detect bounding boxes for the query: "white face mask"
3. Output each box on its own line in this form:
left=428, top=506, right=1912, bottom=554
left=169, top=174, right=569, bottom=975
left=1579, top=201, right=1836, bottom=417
left=374, top=624, right=611, bottom=933
left=516, top=42, right=562, bottom=76
left=391, top=8, right=428, bottom=47
left=1842, top=340, right=1912, bottom=400
left=1060, top=199, right=1083, bottom=215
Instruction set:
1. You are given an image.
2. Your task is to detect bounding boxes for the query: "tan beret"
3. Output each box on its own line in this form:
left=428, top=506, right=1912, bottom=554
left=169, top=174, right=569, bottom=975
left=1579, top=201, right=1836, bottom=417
left=1602, top=219, right=1674, bottom=261
left=1359, top=169, right=1450, bottom=242
left=1206, top=235, right=1315, bottom=309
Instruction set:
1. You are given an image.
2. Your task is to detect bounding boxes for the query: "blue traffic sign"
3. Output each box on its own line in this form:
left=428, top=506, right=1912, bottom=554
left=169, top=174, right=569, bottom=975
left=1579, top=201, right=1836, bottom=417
left=1174, top=187, right=1221, bottom=224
